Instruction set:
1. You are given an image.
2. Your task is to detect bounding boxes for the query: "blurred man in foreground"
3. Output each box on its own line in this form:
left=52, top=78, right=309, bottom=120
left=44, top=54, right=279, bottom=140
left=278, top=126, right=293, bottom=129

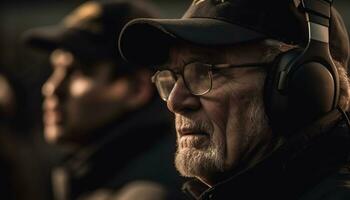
left=24, top=1, right=182, bottom=199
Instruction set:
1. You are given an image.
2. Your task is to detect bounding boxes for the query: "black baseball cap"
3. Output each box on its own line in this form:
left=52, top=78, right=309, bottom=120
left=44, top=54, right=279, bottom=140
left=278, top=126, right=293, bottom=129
left=22, top=0, right=158, bottom=62
left=119, top=0, right=349, bottom=67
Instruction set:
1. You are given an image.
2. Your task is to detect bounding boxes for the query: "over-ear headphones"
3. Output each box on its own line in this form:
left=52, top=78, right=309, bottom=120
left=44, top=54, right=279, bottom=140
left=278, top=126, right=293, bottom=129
left=264, top=0, right=339, bottom=134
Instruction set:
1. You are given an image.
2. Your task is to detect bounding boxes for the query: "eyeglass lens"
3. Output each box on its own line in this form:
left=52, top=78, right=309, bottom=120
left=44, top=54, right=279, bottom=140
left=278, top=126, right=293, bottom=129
left=154, top=62, right=212, bottom=101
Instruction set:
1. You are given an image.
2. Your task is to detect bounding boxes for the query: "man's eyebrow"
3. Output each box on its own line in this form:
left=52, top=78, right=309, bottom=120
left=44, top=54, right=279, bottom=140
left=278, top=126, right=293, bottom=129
left=216, top=62, right=270, bottom=67
left=183, top=56, right=203, bottom=65
left=165, top=51, right=221, bottom=70
left=165, top=56, right=195, bottom=70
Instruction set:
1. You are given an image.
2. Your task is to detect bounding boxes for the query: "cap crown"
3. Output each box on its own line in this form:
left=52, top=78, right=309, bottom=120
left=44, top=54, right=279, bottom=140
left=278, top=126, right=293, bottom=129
left=182, top=0, right=348, bottom=66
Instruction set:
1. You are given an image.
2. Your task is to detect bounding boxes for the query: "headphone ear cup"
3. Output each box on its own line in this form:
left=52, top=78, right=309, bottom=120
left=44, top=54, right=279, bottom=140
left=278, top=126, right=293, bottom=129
left=264, top=48, right=303, bottom=133
left=264, top=48, right=336, bottom=134
left=288, top=62, right=335, bottom=129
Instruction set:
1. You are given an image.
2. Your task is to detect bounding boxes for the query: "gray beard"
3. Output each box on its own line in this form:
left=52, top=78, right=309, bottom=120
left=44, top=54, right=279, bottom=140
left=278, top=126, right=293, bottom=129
left=174, top=93, right=269, bottom=180
left=175, top=136, right=225, bottom=178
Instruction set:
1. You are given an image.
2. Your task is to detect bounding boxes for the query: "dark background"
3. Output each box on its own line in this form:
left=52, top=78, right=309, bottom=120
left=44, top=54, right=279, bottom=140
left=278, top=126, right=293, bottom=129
left=0, top=0, right=191, bottom=134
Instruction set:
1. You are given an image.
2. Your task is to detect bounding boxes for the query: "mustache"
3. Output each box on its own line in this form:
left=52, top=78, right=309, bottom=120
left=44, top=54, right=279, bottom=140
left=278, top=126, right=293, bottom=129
left=176, top=115, right=213, bottom=135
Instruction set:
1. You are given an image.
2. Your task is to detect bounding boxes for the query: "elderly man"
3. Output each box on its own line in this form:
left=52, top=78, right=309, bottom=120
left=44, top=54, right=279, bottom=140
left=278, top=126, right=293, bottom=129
left=23, top=1, right=182, bottom=200
left=119, top=0, right=350, bottom=199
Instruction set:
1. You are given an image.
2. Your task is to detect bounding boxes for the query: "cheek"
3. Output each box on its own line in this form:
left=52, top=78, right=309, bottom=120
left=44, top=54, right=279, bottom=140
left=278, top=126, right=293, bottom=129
left=202, top=75, right=249, bottom=134
left=226, top=84, right=265, bottom=165
left=68, top=77, right=119, bottom=109
left=201, top=82, right=245, bottom=139
left=69, top=77, right=94, bottom=97
left=204, top=81, right=262, bottom=168
left=66, top=80, right=106, bottom=127
left=66, top=80, right=132, bottom=131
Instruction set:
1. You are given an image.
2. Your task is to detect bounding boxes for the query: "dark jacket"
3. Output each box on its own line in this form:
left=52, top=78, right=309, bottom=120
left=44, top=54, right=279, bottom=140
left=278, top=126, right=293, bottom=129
left=183, top=109, right=350, bottom=200
left=51, top=98, right=183, bottom=200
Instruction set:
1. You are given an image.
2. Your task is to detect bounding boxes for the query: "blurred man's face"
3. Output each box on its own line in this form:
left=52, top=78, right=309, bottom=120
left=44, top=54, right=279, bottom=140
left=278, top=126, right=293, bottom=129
left=42, top=49, right=133, bottom=144
left=0, top=74, right=16, bottom=122
left=165, top=43, right=274, bottom=185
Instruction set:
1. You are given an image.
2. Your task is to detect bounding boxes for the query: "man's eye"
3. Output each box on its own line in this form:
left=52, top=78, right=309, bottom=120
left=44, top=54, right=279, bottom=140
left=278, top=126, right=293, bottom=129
left=77, top=64, right=97, bottom=76
left=211, top=68, right=228, bottom=76
left=211, top=69, right=220, bottom=74
left=81, top=68, right=94, bottom=75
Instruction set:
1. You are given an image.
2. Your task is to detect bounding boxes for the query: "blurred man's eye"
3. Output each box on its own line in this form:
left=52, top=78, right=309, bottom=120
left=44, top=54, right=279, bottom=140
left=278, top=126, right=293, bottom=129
left=69, top=76, right=93, bottom=97
left=75, top=62, right=96, bottom=76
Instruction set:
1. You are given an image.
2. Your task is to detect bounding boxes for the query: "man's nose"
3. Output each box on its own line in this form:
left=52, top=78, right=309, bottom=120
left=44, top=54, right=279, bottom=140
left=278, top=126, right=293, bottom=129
left=42, top=69, right=67, bottom=99
left=167, top=77, right=200, bottom=114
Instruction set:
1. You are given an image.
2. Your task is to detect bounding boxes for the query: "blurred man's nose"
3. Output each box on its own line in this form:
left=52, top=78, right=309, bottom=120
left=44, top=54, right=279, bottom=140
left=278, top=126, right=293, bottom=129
left=167, top=77, right=200, bottom=114
left=42, top=67, right=68, bottom=98
left=42, top=49, right=74, bottom=98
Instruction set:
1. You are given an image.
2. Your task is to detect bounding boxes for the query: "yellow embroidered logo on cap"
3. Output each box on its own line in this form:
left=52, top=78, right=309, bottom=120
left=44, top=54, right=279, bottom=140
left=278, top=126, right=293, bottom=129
left=194, top=0, right=207, bottom=5
left=194, top=0, right=225, bottom=5
left=63, top=2, right=103, bottom=33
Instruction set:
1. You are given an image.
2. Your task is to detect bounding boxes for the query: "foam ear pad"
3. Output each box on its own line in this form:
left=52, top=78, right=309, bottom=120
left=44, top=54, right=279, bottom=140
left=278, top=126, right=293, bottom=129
left=288, top=62, right=334, bottom=129
left=264, top=48, right=336, bottom=134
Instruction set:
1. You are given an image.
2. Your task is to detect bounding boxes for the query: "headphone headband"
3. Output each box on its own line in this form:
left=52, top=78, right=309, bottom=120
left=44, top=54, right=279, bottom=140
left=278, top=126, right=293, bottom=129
left=301, top=0, right=332, bottom=43
left=302, top=0, right=332, bottom=19
left=264, top=0, right=339, bottom=133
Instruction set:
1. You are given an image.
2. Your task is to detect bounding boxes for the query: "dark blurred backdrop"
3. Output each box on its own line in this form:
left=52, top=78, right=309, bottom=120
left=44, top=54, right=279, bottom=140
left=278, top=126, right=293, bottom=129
left=0, top=1, right=191, bottom=200
left=0, top=0, right=191, bottom=136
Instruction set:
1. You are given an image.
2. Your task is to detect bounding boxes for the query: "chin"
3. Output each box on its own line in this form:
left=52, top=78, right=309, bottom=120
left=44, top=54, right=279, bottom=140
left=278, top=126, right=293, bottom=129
left=44, top=124, right=76, bottom=146
left=175, top=140, right=225, bottom=179
left=44, top=125, right=64, bottom=144
left=178, top=135, right=210, bottom=150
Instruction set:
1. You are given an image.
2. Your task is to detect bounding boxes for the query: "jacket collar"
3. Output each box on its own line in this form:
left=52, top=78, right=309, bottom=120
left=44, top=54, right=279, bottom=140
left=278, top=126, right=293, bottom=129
left=183, top=109, right=350, bottom=200
left=55, top=98, right=173, bottom=199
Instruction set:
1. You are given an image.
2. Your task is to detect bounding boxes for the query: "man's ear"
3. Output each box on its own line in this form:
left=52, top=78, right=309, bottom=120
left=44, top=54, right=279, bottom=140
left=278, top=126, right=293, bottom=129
left=125, top=68, right=154, bottom=109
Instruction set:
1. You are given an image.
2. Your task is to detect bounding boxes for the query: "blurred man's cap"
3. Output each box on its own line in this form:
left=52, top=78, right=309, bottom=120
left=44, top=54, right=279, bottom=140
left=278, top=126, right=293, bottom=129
left=119, top=0, right=349, bottom=67
left=23, top=0, right=158, bottom=62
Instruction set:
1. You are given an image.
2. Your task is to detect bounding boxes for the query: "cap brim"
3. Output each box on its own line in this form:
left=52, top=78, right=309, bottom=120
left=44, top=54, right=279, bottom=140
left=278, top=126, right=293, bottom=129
left=22, top=25, right=72, bottom=51
left=22, top=25, right=113, bottom=60
left=119, top=18, right=266, bottom=66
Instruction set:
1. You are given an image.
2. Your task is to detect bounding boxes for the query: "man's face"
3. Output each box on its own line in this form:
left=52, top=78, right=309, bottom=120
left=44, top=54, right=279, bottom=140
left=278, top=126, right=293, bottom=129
left=42, top=49, right=132, bottom=144
left=166, top=43, right=274, bottom=185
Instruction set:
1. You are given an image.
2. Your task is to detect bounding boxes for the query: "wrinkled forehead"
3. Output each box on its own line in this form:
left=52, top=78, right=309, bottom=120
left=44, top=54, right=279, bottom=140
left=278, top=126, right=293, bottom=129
left=166, top=40, right=278, bottom=69
left=166, top=44, right=219, bottom=69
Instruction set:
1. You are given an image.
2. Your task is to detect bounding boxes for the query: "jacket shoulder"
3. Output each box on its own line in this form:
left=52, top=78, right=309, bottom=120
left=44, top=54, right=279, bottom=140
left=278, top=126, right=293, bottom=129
left=299, top=165, right=350, bottom=200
